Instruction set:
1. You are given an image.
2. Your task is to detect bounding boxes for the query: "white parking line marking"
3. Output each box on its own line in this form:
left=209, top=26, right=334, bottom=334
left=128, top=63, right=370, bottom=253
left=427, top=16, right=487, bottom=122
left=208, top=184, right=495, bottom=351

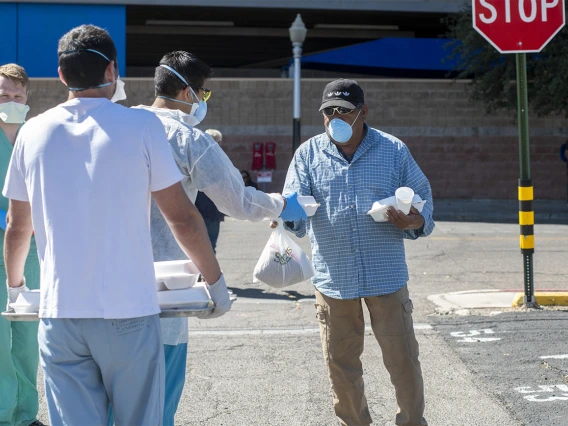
left=540, top=354, right=568, bottom=359
left=456, top=337, right=501, bottom=343
left=188, top=323, right=432, bottom=336
left=450, top=329, right=501, bottom=343
left=414, top=324, right=433, bottom=330
left=515, top=385, right=568, bottom=402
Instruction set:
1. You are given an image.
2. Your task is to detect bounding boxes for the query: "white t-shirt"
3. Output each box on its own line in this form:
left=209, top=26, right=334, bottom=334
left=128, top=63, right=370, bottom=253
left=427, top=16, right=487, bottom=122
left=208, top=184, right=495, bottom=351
left=2, top=98, right=182, bottom=319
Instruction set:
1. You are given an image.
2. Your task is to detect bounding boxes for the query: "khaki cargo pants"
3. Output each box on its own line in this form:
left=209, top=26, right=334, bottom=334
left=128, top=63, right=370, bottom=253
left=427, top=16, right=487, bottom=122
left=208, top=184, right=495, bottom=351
left=315, top=285, right=427, bottom=426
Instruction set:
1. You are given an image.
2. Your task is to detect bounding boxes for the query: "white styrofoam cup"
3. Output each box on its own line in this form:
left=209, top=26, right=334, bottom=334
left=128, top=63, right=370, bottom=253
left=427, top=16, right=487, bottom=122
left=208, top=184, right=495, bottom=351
left=395, top=187, right=414, bottom=215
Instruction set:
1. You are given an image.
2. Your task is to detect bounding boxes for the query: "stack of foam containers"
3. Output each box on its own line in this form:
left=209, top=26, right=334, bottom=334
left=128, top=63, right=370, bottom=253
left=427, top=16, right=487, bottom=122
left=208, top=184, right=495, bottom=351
left=155, top=260, right=212, bottom=310
left=9, top=290, right=40, bottom=314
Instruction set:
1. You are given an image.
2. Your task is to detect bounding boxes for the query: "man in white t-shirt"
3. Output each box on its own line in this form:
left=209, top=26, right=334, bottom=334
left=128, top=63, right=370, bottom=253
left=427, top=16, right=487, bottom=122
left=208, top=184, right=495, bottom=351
left=2, top=25, right=231, bottom=426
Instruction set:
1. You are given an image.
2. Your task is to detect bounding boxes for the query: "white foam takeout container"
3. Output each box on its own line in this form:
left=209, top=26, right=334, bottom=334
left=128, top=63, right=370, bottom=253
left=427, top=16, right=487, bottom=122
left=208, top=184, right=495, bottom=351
left=367, top=194, right=427, bottom=222
left=154, top=260, right=216, bottom=312
left=297, top=195, right=320, bottom=217
left=9, top=290, right=40, bottom=314
left=154, top=260, right=200, bottom=291
left=157, top=282, right=212, bottom=310
left=2, top=267, right=235, bottom=320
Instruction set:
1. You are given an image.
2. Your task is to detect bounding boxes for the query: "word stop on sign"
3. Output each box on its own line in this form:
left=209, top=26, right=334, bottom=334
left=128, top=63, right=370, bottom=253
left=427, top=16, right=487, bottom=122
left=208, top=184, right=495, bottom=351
left=479, top=0, right=561, bottom=23
left=473, top=0, right=566, bottom=52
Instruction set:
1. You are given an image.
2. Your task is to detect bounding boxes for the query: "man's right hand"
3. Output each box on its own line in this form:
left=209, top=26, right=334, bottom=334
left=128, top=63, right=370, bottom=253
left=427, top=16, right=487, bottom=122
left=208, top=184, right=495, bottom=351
left=199, top=274, right=233, bottom=319
left=280, top=193, right=307, bottom=222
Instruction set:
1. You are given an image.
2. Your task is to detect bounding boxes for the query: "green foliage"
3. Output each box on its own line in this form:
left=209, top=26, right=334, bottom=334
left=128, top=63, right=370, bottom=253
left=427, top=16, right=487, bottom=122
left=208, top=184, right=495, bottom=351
left=445, top=3, right=568, bottom=116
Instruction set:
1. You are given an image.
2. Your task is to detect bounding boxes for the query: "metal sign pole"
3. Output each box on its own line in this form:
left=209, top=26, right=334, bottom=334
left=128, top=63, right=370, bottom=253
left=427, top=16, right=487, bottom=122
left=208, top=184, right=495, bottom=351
left=563, top=143, right=568, bottom=202
left=516, top=52, right=536, bottom=308
left=292, top=42, right=302, bottom=152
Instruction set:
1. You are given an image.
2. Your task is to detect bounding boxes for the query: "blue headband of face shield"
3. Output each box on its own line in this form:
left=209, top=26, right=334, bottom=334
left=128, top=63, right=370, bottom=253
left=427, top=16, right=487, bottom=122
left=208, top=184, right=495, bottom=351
left=59, top=48, right=117, bottom=91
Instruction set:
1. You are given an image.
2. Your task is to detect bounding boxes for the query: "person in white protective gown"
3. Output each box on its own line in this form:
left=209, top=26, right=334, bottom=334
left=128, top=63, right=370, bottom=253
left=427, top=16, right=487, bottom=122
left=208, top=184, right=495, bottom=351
left=111, top=51, right=307, bottom=426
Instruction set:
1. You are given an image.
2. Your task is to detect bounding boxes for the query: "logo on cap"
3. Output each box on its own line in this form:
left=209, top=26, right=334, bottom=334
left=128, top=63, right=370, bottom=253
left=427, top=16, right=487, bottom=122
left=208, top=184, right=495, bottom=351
left=327, top=91, right=350, bottom=97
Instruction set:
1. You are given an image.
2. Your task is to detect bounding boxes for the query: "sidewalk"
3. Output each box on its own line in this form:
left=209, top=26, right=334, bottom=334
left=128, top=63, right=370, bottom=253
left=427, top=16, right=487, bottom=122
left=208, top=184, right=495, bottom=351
left=434, top=199, right=568, bottom=224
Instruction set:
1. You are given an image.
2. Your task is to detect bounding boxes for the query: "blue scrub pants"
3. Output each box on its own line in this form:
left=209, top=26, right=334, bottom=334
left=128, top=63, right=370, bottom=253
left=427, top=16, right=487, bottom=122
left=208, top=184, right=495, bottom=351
left=39, top=315, right=164, bottom=426
left=163, top=344, right=188, bottom=426
left=108, top=343, right=187, bottom=426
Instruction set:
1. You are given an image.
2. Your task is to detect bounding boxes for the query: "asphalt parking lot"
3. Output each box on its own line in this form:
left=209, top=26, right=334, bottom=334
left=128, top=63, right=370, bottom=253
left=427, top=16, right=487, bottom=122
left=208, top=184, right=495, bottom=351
left=35, top=214, right=568, bottom=425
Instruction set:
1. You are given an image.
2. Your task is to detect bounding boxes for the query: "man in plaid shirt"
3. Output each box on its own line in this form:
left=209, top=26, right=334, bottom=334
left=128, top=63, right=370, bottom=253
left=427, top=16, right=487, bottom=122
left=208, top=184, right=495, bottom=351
left=283, top=79, right=434, bottom=426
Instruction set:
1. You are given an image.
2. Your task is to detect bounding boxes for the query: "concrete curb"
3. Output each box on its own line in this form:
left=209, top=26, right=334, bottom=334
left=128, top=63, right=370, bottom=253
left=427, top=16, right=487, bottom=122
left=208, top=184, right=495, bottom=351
left=427, top=289, right=514, bottom=310
left=512, top=292, right=568, bottom=306
left=429, top=290, right=568, bottom=311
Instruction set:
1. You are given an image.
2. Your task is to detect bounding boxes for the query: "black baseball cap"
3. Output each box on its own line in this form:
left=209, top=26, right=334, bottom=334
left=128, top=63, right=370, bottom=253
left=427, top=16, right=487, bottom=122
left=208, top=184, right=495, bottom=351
left=319, top=79, right=365, bottom=111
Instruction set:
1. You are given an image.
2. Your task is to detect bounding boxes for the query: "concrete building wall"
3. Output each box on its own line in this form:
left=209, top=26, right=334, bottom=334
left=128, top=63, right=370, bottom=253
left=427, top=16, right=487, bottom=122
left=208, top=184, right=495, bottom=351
left=26, top=78, right=567, bottom=200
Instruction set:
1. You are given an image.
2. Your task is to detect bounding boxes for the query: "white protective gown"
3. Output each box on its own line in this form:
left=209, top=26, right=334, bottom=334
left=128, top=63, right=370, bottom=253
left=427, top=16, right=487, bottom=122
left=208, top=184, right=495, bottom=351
left=135, top=105, right=284, bottom=345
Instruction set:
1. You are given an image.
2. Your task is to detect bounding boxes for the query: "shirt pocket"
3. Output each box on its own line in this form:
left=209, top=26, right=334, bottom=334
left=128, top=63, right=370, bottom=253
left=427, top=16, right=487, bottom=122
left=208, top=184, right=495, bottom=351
left=365, top=161, right=396, bottom=204
left=310, top=163, right=335, bottom=201
left=355, top=175, right=390, bottom=214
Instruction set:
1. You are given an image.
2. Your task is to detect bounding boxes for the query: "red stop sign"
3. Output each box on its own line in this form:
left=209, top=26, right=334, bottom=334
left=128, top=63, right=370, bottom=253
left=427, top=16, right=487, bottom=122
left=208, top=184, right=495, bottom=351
left=473, top=0, right=566, bottom=53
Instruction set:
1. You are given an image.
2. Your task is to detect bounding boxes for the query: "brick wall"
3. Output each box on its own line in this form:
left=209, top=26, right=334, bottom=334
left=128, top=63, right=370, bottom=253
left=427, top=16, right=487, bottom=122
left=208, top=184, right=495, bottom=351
left=26, top=78, right=568, bottom=200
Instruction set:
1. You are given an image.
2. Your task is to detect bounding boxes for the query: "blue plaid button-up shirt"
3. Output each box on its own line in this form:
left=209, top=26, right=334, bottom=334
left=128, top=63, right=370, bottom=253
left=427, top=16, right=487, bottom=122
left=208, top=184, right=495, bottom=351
left=283, top=125, right=435, bottom=300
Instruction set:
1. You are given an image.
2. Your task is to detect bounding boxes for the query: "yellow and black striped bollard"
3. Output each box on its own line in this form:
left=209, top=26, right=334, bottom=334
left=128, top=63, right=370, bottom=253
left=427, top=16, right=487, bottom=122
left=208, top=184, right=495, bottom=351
left=519, top=179, right=535, bottom=306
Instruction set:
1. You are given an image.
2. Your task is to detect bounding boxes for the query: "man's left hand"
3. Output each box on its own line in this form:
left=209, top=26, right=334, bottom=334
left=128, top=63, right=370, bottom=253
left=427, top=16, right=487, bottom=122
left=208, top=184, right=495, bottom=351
left=385, top=206, right=424, bottom=230
left=6, top=279, right=29, bottom=311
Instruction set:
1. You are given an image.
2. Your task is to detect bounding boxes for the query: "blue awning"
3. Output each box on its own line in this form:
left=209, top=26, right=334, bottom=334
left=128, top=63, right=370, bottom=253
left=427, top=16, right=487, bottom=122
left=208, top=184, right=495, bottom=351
left=291, top=38, right=459, bottom=78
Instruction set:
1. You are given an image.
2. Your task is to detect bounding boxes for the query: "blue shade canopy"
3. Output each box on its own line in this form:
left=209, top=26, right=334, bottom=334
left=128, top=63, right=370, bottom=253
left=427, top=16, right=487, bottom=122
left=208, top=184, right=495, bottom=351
left=292, top=38, right=459, bottom=78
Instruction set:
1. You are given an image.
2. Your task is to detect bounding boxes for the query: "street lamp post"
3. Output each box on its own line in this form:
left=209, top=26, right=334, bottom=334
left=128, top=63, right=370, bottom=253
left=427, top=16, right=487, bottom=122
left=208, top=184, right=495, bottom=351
left=289, top=14, right=307, bottom=153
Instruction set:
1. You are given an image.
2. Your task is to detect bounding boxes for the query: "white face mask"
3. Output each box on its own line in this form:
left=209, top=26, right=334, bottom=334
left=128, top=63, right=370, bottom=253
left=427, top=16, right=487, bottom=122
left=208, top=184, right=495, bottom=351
left=193, top=97, right=207, bottom=124
left=158, top=65, right=208, bottom=125
left=110, top=77, right=127, bottom=103
left=157, top=87, right=207, bottom=126
left=0, top=101, right=30, bottom=124
left=327, top=109, right=362, bottom=144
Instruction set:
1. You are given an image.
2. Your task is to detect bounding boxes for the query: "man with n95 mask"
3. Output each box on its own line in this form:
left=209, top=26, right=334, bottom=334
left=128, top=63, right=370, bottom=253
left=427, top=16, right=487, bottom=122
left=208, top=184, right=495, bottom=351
left=281, top=79, right=434, bottom=426
left=125, top=50, right=307, bottom=426
left=0, top=64, right=44, bottom=426
left=3, top=25, right=230, bottom=426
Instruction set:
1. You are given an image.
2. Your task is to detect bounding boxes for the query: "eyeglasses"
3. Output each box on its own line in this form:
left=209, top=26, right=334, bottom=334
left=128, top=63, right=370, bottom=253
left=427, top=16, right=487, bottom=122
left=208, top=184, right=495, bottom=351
left=191, top=85, right=212, bottom=102
left=322, top=106, right=355, bottom=116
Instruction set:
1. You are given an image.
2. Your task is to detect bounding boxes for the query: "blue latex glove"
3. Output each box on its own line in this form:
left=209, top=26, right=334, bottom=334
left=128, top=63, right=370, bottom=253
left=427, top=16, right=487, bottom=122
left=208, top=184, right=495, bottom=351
left=280, top=193, right=308, bottom=222
left=0, top=209, right=6, bottom=231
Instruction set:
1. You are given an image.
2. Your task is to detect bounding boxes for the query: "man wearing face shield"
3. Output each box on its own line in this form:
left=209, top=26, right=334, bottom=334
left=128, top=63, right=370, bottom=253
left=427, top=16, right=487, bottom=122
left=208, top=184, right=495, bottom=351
left=3, top=25, right=231, bottom=426
left=0, top=64, right=45, bottom=426
left=131, top=51, right=307, bottom=426
left=282, top=79, right=434, bottom=426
